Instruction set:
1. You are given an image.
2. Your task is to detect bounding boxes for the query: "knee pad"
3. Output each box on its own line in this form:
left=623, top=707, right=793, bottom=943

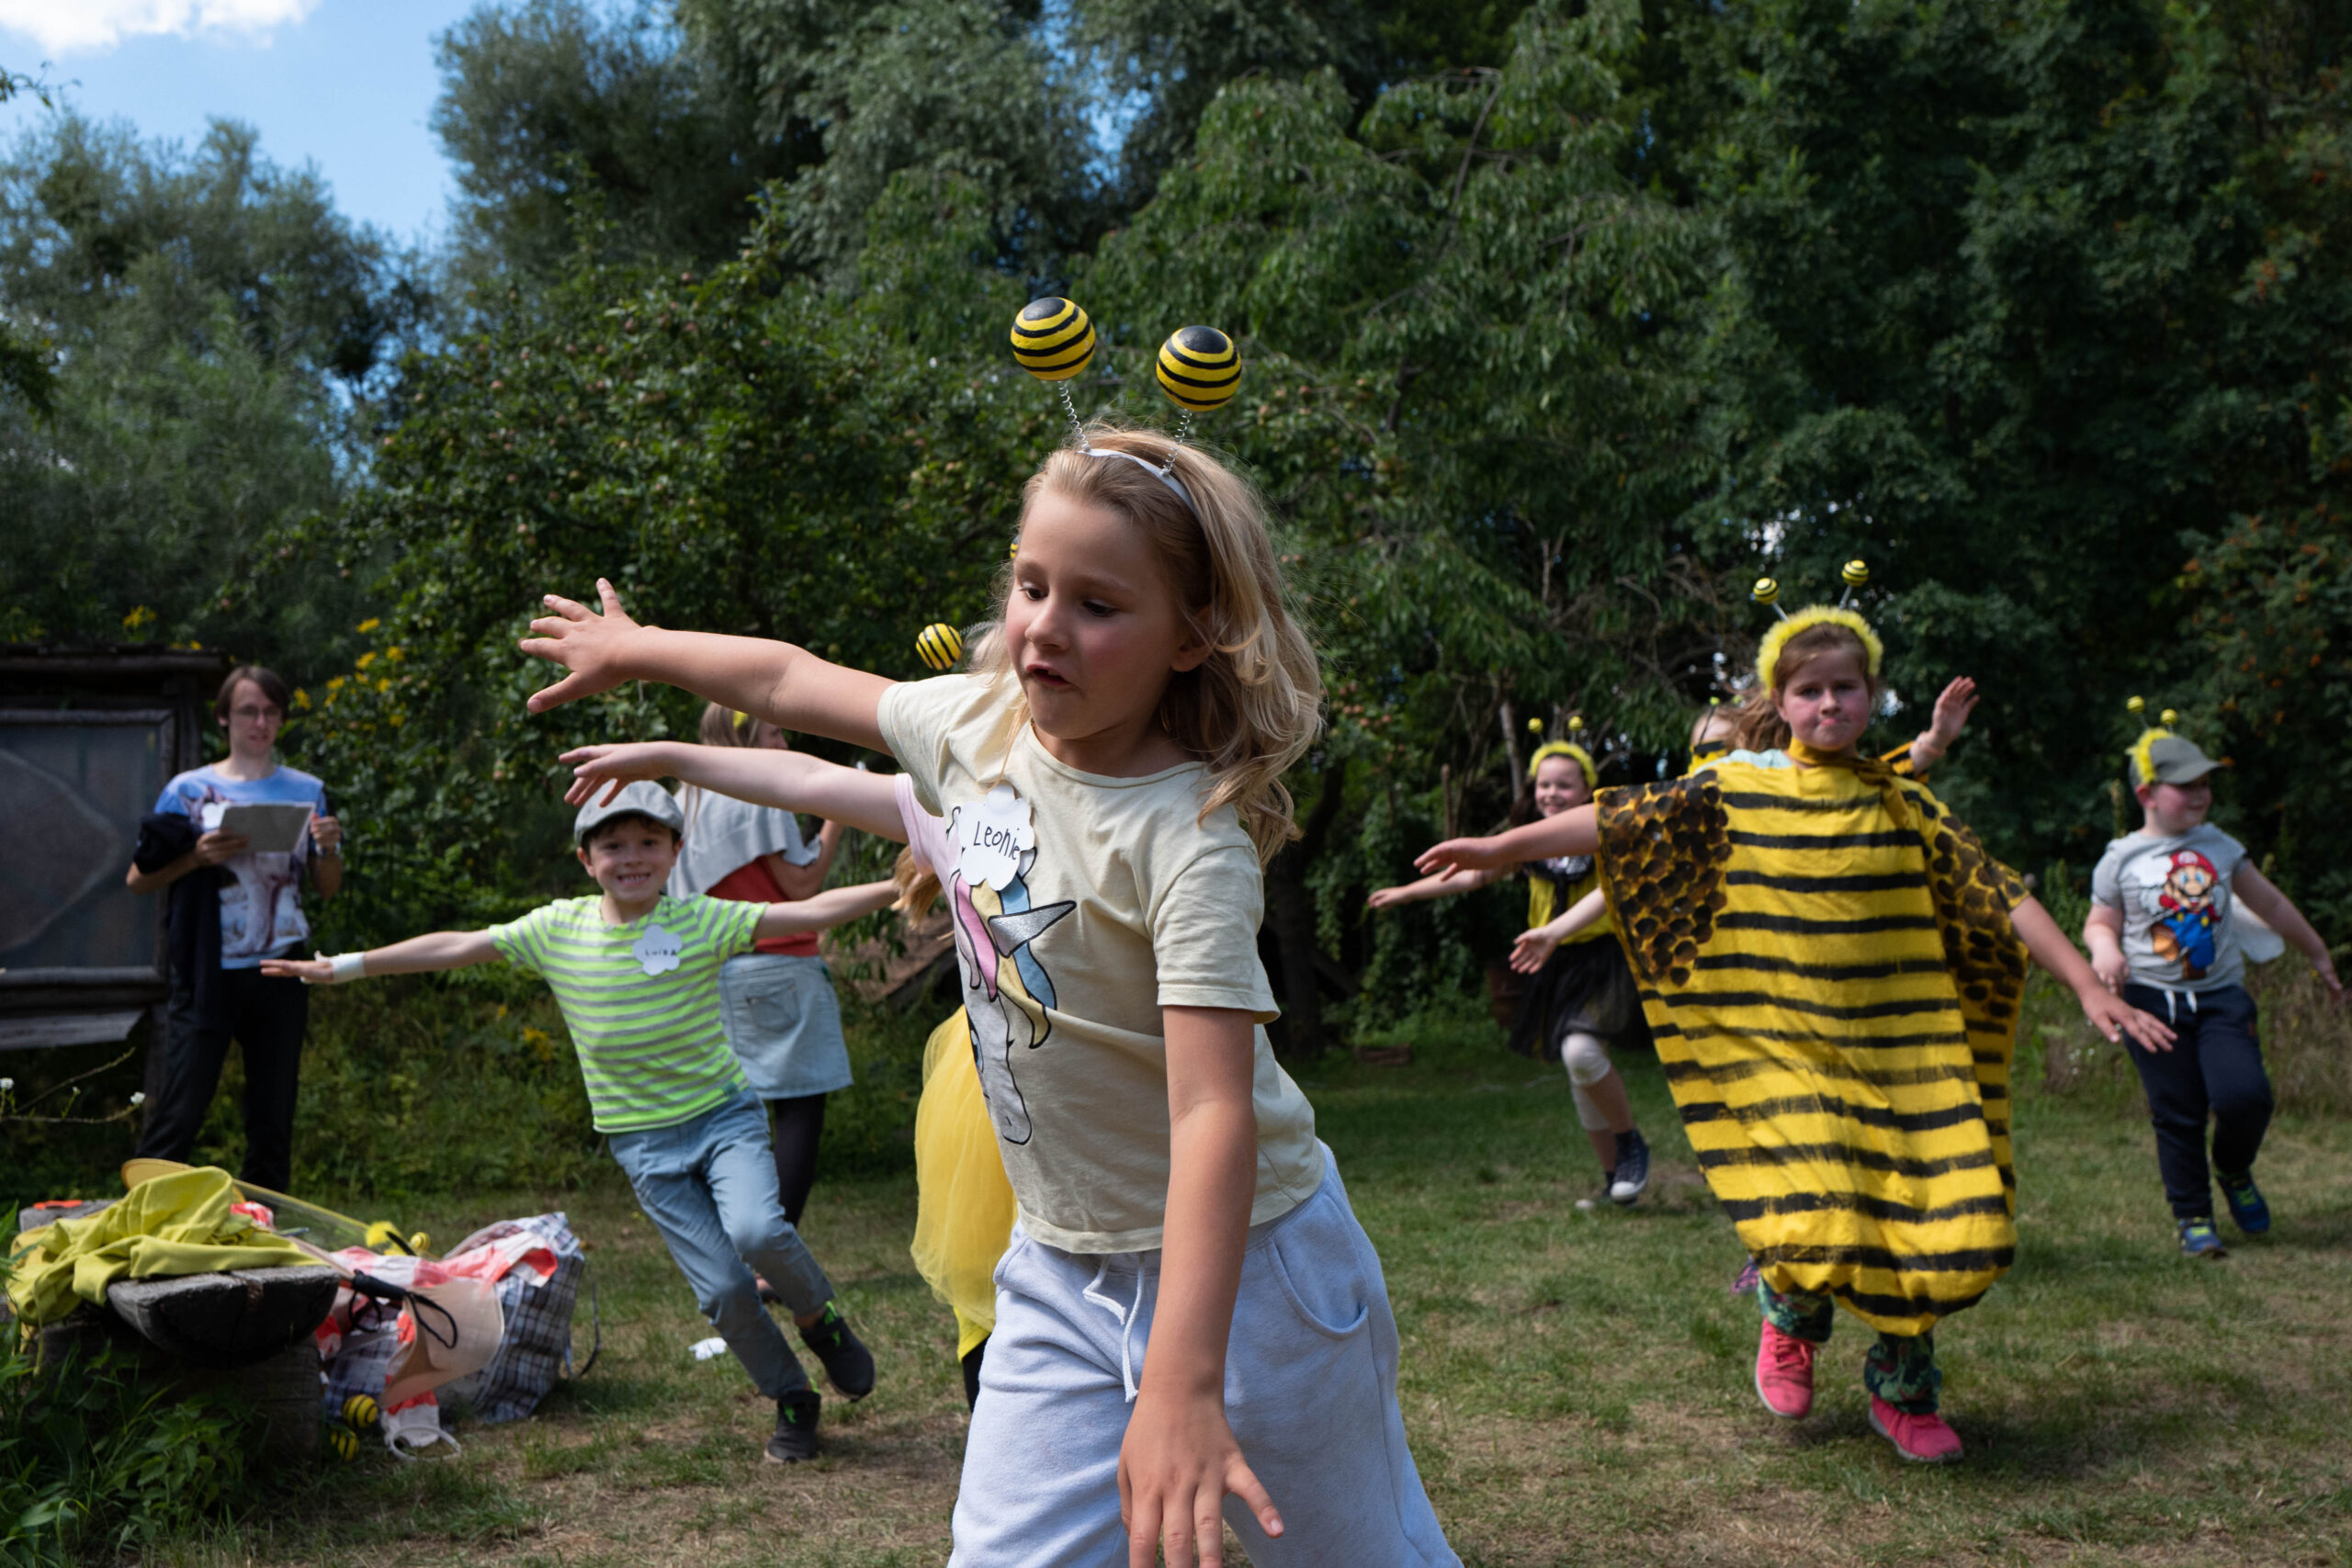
left=1560, top=1032, right=1613, bottom=1088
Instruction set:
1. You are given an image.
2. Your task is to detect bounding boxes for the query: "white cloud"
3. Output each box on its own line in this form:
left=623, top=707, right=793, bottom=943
left=0, top=0, right=320, bottom=57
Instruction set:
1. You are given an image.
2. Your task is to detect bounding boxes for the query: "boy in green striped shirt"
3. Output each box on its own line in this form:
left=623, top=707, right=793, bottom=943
left=266, top=781, right=896, bottom=1463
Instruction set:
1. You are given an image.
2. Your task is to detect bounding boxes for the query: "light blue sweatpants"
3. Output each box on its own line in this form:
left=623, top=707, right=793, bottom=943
left=606, top=1091, right=836, bottom=1400
left=949, top=1147, right=1460, bottom=1567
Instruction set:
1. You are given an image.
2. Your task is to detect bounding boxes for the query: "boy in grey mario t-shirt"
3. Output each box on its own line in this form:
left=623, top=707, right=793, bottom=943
left=2086, top=728, right=2342, bottom=1258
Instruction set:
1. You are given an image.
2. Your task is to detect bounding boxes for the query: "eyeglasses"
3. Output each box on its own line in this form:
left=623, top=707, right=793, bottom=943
left=230, top=705, right=283, bottom=722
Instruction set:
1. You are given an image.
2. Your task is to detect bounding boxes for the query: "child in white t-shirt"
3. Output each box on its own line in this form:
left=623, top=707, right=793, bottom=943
left=526, top=424, right=1459, bottom=1568
left=2086, top=727, right=2342, bottom=1258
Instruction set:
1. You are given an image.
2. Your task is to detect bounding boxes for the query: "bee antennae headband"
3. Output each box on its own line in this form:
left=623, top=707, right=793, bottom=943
left=1752, top=558, right=1885, bottom=694
left=1008, top=298, right=1242, bottom=513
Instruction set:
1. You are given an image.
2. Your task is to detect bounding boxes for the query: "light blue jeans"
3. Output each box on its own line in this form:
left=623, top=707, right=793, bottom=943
left=607, top=1091, right=836, bottom=1400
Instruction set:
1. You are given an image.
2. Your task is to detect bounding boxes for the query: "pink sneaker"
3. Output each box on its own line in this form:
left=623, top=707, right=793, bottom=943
left=1869, top=1395, right=1963, bottom=1462
left=1754, top=1322, right=1815, bottom=1418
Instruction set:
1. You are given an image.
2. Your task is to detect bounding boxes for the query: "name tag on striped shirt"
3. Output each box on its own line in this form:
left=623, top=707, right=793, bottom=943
left=632, top=923, right=683, bottom=976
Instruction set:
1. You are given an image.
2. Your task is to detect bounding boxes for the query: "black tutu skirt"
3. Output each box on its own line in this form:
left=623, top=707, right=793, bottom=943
left=1505, top=937, right=1641, bottom=1063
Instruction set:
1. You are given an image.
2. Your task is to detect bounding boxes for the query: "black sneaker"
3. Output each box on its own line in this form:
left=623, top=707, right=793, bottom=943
left=1609, top=1129, right=1651, bottom=1205
left=765, top=1389, right=820, bottom=1464
left=798, top=1301, right=876, bottom=1400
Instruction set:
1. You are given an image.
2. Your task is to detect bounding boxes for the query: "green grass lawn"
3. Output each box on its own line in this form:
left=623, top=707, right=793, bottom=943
left=153, top=981, right=2352, bottom=1567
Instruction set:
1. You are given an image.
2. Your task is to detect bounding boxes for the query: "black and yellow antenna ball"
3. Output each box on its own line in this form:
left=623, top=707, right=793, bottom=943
left=1010, top=298, right=1095, bottom=382
left=1156, top=326, right=1241, bottom=412
left=916, top=622, right=965, bottom=672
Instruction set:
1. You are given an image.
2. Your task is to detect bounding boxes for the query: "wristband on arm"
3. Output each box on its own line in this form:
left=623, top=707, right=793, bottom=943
left=322, top=952, right=366, bottom=985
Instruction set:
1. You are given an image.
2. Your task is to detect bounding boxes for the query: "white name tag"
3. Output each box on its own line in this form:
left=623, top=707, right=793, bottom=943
left=956, top=783, right=1035, bottom=892
left=632, top=923, right=683, bottom=976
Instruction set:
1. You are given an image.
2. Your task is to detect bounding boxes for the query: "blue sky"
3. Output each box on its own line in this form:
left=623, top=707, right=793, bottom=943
left=0, top=0, right=478, bottom=245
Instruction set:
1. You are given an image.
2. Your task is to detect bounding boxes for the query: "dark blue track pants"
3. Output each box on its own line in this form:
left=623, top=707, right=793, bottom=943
left=2122, top=983, right=2272, bottom=1221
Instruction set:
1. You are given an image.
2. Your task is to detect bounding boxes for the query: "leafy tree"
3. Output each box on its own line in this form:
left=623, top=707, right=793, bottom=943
left=1086, top=0, right=1723, bottom=1033
left=0, top=61, right=53, bottom=416
left=1073, top=0, right=1533, bottom=205
left=0, top=115, right=424, bottom=660
left=1682, top=0, right=2352, bottom=934
left=433, top=0, right=801, bottom=287
left=676, top=0, right=1100, bottom=278
left=272, top=176, right=1045, bottom=939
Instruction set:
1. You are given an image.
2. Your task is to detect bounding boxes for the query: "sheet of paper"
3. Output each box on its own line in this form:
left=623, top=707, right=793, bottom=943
left=216, top=802, right=314, bottom=854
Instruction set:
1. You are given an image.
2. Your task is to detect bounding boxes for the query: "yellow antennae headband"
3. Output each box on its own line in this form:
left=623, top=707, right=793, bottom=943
left=1527, top=716, right=1594, bottom=786
left=1755, top=607, right=1884, bottom=695
left=1751, top=561, right=1883, bottom=695
left=2124, top=696, right=2177, bottom=786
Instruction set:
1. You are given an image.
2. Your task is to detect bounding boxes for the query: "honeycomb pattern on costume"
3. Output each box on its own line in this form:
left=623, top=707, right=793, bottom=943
left=1594, top=773, right=1728, bottom=988
left=1917, top=793, right=2030, bottom=1027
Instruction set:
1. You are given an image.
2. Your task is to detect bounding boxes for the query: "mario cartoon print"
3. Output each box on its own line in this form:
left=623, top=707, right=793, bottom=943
left=946, top=784, right=1074, bottom=1146
left=2150, top=848, right=2222, bottom=979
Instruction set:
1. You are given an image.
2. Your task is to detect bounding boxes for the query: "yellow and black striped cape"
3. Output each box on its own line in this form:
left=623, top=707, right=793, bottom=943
left=1594, top=756, right=2029, bottom=1337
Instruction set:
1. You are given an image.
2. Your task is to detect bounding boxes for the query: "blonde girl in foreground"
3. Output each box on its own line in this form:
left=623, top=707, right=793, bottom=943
left=1414, top=610, right=2169, bottom=1463
left=524, top=423, right=1458, bottom=1567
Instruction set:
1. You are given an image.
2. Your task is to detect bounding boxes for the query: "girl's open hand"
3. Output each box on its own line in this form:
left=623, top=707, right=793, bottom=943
left=1928, top=676, right=1979, bottom=749
left=1364, top=886, right=1411, bottom=911
left=2081, top=987, right=2174, bottom=1053
left=520, top=579, right=645, bottom=713
left=1510, top=928, right=1557, bottom=974
left=560, top=742, right=672, bottom=807
left=1118, top=1386, right=1282, bottom=1568
left=1415, top=836, right=1508, bottom=876
left=259, top=953, right=332, bottom=985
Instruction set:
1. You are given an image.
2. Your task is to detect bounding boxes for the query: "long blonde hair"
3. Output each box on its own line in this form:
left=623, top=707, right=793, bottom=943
left=1732, top=621, right=1882, bottom=753
left=963, top=423, right=1324, bottom=862
left=893, top=846, right=942, bottom=917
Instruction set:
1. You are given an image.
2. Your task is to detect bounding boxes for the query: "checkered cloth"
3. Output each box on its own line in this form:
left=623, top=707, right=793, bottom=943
left=438, top=1213, right=598, bottom=1426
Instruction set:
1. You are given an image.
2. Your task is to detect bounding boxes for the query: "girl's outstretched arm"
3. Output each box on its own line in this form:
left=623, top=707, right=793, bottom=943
left=521, top=580, right=894, bottom=751
left=562, top=741, right=908, bottom=840
left=1417, top=804, right=1599, bottom=877
left=2010, top=897, right=2176, bottom=1051
left=260, top=931, right=501, bottom=984
left=1364, top=863, right=1505, bottom=910
left=2232, top=864, right=2344, bottom=1004
left=1510, top=886, right=1608, bottom=973
left=1122, top=1005, right=1283, bottom=1568
left=755, top=880, right=900, bottom=940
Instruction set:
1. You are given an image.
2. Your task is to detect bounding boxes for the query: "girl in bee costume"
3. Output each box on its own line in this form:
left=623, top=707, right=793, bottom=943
left=1413, top=574, right=2170, bottom=1463
left=1368, top=723, right=1652, bottom=1203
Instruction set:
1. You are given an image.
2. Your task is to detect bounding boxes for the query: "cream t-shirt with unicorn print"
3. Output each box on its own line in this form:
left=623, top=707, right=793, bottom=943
left=877, top=672, right=1324, bottom=1254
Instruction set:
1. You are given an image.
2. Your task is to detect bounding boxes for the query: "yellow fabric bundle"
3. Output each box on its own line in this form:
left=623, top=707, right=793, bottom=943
left=1595, top=760, right=2029, bottom=1336
left=909, top=1009, right=1018, bottom=1358
left=6, top=1166, right=311, bottom=1328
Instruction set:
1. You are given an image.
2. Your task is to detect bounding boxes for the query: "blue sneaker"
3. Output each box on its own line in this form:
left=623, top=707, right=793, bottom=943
left=2218, top=1170, right=2270, bottom=1235
left=2178, top=1217, right=2227, bottom=1259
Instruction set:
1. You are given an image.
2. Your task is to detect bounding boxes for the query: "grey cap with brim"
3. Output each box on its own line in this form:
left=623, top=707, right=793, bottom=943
left=574, top=778, right=684, bottom=843
left=2138, top=734, right=2224, bottom=787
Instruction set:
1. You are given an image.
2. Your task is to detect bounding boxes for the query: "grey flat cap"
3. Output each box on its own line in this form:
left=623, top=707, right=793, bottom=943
left=2135, top=734, right=2224, bottom=787
left=573, top=778, right=684, bottom=842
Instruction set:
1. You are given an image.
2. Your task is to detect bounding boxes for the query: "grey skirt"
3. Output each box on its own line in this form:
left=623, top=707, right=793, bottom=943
left=717, top=953, right=854, bottom=1100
